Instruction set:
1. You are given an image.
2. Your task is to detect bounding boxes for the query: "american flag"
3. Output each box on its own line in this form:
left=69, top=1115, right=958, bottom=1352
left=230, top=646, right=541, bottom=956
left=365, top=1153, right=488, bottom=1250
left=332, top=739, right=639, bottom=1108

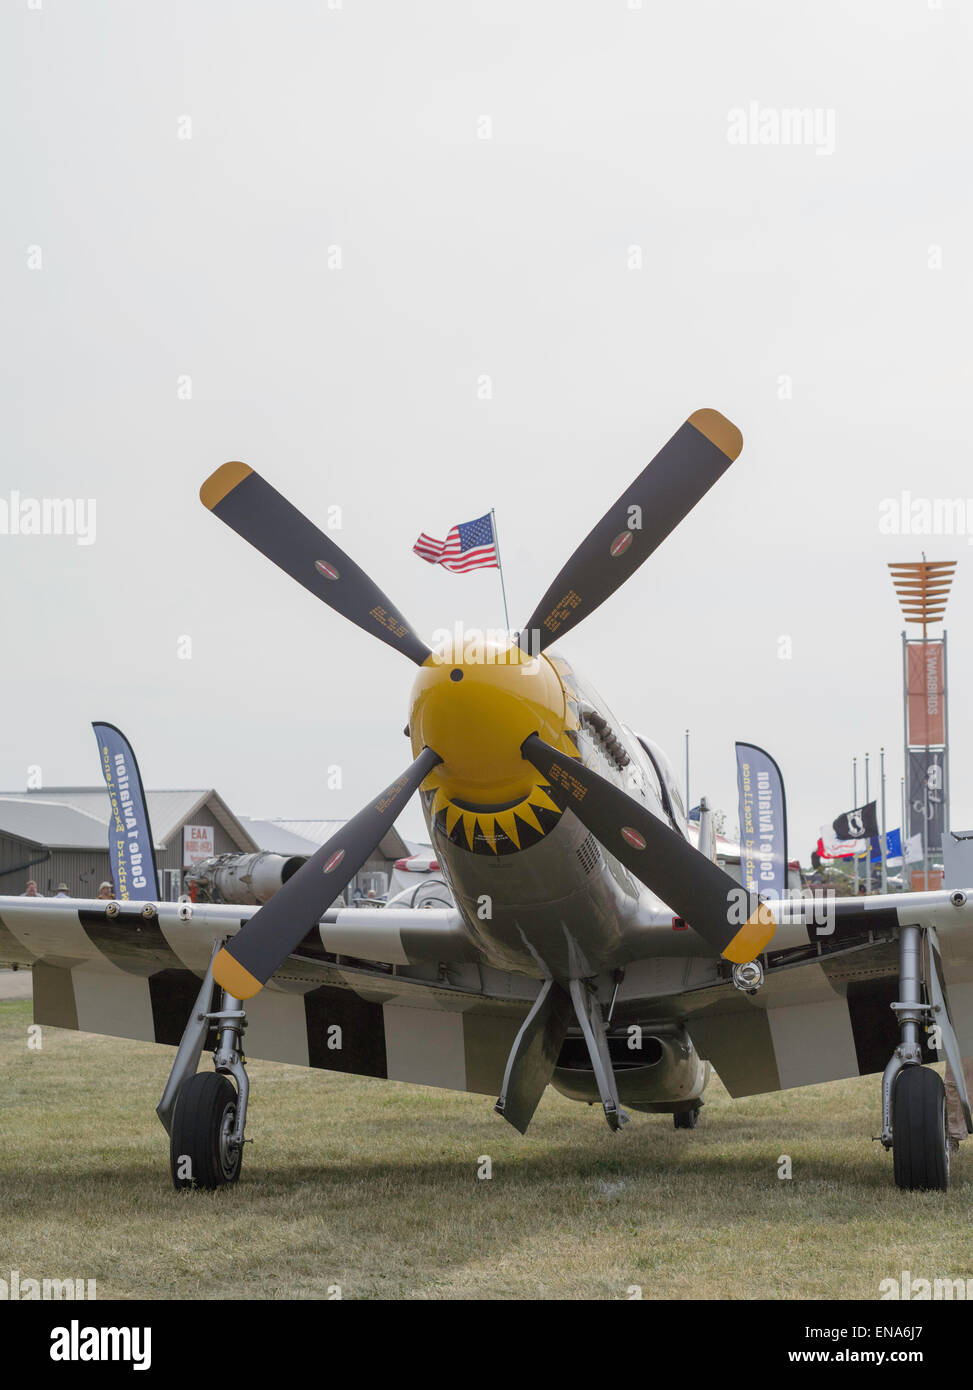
left=413, top=512, right=499, bottom=573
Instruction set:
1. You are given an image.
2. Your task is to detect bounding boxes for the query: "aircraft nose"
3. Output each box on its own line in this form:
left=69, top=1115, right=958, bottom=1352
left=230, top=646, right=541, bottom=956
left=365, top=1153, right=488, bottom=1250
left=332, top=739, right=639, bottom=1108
left=408, top=641, right=570, bottom=805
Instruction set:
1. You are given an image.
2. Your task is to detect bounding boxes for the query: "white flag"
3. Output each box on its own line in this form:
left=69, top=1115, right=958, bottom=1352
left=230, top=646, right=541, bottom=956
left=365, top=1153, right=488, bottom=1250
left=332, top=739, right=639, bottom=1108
left=904, top=833, right=924, bottom=864
left=819, top=824, right=862, bottom=858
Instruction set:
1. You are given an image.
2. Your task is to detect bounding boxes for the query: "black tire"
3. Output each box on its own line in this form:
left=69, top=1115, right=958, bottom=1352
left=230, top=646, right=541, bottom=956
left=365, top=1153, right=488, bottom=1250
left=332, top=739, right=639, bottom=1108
left=673, top=1106, right=700, bottom=1130
left=892, top=1066, right=949, bottom=1192
left=170, top=1072, right=243, bottom=1190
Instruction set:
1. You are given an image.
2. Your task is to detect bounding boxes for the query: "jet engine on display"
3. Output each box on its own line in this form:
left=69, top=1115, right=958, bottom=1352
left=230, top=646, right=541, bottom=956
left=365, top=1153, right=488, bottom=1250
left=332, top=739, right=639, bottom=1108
left=184, top=852, right=309, bottom=906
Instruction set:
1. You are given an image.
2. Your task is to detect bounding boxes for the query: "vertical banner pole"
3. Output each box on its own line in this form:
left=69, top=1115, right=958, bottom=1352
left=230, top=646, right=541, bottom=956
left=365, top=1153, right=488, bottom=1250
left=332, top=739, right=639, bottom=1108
left=924, top=624, right=930, bottom=892
left=853, top=756, right=860, bottom=895
left=902, top=630, right=910, bottom=889
left=880, top=746, right=889, bottom=893
left=685, top=730, right=690, bottom=814
left=943, top=629, right=950, bottom=839
left=865, top=752, right=872, bottom=895
left=489, top=508, right=511, bottom=637
left=735, top=742, right=788, bottom=901
left=91, top=722, right=160, bottom=901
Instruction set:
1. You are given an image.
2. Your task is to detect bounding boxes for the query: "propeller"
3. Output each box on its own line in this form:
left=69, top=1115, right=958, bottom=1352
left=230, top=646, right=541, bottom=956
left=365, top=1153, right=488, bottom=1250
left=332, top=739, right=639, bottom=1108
left=521, top=734, right=775, bottom=964
left=200, top=462, right=432, bottom=666
left=212, top=747, right=442, bottom=999
left=518, top=409, right=741, bottom=654
left=200, top=406, right=753, bottom=990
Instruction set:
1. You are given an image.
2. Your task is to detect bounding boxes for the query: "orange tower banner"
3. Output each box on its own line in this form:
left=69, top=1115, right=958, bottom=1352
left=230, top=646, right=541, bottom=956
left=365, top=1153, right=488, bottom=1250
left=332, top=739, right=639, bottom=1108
left=906, top=641, right=945, bottom=746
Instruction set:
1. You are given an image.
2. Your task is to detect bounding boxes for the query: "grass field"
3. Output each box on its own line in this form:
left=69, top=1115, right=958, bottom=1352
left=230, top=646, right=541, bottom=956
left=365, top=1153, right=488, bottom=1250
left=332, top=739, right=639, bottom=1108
left=1, top=996, right=970, bottom=1300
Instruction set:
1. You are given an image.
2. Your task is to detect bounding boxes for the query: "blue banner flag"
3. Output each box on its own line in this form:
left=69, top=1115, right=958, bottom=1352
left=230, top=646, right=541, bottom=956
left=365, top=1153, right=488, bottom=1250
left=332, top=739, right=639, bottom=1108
left=91, top=722, right=160, bottom=899
left=862, top=828, right=903, bottom=864
left=735, top=741, right=788, bottom=898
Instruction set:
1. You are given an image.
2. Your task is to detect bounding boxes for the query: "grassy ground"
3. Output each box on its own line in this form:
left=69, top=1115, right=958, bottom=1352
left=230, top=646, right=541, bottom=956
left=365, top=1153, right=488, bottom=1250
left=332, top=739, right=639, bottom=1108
left=1, top=997, right=970, bottom=1300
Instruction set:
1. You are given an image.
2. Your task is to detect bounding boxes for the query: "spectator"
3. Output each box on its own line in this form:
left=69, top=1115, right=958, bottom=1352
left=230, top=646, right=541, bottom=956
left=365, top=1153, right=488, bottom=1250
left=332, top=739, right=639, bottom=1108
left=21, top=880, right=41, bottom=897
left=97, top=881, right=114, bottom=900
left=54, top=883, right=70, bottom=898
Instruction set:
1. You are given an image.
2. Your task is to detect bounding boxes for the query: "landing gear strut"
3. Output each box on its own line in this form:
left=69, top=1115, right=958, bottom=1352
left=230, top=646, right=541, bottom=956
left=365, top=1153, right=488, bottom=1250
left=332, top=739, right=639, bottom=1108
left=158, top=943, right=251, bottom=1190
left=880, top=923, right=968, bottom=1192
left=673, top=1103, right=701, bottom=1130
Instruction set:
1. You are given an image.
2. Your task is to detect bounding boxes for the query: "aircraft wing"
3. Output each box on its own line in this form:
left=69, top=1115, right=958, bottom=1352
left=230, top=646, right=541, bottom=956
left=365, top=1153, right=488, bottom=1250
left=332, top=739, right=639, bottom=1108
left=614, top=887, right=973, bottom=1098
left=6, top=888, right=973, bottom=1108
left=0, top=895, right=537, bottom=1098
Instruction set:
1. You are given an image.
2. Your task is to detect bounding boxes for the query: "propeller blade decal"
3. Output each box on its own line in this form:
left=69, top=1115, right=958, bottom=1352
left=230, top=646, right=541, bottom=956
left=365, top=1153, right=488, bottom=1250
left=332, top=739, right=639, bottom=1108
left=521, top=733, right=774, bottom=963
left=519, top=410, right=742, bottom=653
left=212, top=746, right=442, bottom=998
left=201, top=462, right=431, bottom=665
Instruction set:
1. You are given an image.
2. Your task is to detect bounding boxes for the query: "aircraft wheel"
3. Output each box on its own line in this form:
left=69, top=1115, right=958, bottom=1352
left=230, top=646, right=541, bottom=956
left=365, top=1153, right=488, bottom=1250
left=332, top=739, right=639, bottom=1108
left=170, top=1072, right=243, bottom=1190
left=892, top=1066, right=949, bottom=1192
left=673, top=1106, right=700, bottom=1130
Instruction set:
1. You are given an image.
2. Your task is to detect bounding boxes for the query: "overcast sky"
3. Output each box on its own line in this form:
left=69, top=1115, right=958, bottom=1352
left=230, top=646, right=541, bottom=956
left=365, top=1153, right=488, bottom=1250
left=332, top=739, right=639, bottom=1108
left=3, top=0, right=971, bottom=861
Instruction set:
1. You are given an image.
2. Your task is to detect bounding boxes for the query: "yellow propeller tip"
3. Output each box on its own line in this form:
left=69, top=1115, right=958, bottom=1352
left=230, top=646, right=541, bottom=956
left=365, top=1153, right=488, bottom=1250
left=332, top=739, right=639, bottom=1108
left=200, top=461, right=253, bottom=510
left=213, top=947, right=263, bottom=1000
left=721, top=905, right=775, bottom=965
left=688, top=409, right=743, bottom=461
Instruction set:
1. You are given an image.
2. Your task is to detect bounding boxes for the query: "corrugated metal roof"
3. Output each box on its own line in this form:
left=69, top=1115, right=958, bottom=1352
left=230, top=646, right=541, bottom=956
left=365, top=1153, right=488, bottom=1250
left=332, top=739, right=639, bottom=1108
left=0, top=790, right=410, bottom=859
left=403, top=839, right=434, bottom=857
left=272, top=819, right=346, bottom=844
left=238, top=818, right=320, bottom=856
left=0, top=788, right=257, bottom=852
left=0, top=797, right=112, bottom=850
left=263, top=818, right=409, bottom=860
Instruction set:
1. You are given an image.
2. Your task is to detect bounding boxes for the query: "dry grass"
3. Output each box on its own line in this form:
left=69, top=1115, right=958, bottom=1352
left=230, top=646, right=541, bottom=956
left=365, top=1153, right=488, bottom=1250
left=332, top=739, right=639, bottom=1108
left=1, top=998, right=970, bottom=1300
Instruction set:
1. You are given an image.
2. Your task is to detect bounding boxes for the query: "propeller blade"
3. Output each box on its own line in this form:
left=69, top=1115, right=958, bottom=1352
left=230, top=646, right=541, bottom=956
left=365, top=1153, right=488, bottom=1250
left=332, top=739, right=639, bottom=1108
left=200, top=462, right=432, bottom=665
left=521, top=734, right=773, bottom=964
left=519, top=409, right=742, bottom=653
left=212, top=746, right=442, bottom=998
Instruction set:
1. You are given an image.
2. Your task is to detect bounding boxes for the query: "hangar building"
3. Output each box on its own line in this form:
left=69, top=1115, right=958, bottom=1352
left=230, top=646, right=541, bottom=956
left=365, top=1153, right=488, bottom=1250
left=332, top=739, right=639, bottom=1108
left=0, top=788, right=412, bottom=901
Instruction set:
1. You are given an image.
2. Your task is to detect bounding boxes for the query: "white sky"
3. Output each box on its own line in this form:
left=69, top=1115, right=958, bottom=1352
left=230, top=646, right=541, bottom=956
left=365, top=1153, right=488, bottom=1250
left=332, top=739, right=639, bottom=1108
left=3, top=0, right=972, bottom=860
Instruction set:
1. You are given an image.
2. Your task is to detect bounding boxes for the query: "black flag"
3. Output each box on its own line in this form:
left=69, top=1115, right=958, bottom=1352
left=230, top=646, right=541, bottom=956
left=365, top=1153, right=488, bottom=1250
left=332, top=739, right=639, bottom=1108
left=833, top=801, right=879, bottom=842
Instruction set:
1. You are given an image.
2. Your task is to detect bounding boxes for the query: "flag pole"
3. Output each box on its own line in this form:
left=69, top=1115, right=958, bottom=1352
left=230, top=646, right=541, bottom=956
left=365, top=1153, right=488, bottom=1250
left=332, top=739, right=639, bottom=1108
left=490, top=508, right=511, bottom=637
left=853, top=756, right=860, bottom=895
left=865, top=752, right=872, bottom=895
left=685, top=729, right=690, bottom=813
left=880, top=746, right=888, bottom=893
left=902, top=629, right=911, bottom=889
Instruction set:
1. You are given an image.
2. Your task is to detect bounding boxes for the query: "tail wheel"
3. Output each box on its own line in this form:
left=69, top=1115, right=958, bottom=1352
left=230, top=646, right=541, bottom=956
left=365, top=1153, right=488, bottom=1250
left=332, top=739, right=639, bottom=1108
left=893, top=1066, right=949, bottom=1192
left=170, top=1072, right=243, bottom=1190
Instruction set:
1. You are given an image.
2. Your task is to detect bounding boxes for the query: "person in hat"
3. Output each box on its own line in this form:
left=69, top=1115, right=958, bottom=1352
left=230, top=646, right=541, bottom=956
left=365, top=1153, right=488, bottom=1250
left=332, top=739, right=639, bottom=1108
left=97, top=881, right=114, bottom=900
left=54, top=883, right=70, bottom=898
